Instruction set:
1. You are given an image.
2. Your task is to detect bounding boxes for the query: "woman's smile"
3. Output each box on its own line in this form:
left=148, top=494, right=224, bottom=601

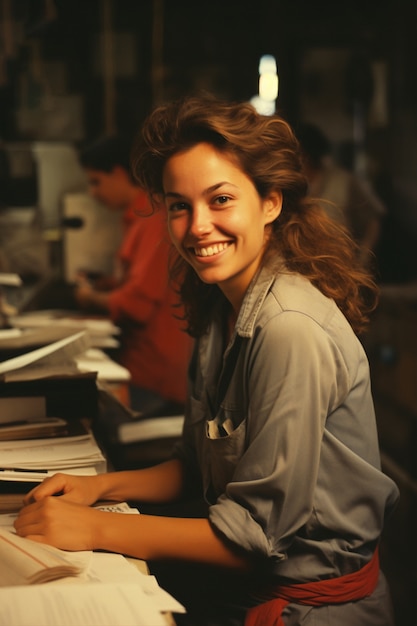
left=193, top=241, right=230, bottom=258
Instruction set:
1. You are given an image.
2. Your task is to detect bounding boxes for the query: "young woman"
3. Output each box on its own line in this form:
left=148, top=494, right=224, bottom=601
left=15, top=96, right=399, bottom=626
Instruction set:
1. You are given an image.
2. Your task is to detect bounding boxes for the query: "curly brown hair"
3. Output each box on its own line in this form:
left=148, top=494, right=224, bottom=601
left=132, top=94, right=378, bottom=337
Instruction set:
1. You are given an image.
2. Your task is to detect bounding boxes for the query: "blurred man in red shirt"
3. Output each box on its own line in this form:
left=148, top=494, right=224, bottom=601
left=75, top=135, right=192, bottom=415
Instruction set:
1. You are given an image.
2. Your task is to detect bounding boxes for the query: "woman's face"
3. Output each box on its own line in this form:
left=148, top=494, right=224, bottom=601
left=163, top=142, right=282, bottom=311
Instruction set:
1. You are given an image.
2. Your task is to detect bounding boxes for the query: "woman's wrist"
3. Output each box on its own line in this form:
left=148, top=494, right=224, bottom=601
left=93, top=470, right=133, bottom=503
left=93, top=472, right=114, bottom=502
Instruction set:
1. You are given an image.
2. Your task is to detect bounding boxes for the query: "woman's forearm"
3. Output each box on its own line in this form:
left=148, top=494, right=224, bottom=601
left=92, top=460, right=253, bottom=567
left=95, top=511, right=251, bottom=569
left=95, top=458, right=187, bottom=504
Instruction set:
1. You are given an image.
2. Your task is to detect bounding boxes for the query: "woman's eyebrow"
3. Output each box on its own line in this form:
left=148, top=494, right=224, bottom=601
left=164, top=191, right=183, bottom=199
left=164, top=182, right=237, bottom=199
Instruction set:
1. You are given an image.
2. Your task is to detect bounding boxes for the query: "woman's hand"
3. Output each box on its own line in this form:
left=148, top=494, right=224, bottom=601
left=14, top=496, right=102, bottom=551
left=22, top=473, right=101, bottom=507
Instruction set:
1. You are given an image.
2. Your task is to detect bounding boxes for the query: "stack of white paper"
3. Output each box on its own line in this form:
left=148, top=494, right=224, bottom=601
left=11, top=310, right=121, bottom=349
left=0, top=526, right=92, bottom=586
left=0, top=432, right=106, bottom=479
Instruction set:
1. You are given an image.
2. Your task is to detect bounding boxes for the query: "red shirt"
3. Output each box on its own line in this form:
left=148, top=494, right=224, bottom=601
left=107, top=191, right=192, bottom=404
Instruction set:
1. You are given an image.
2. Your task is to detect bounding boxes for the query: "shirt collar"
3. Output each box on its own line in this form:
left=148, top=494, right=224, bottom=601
left=235, top=255, right=286, bottom=338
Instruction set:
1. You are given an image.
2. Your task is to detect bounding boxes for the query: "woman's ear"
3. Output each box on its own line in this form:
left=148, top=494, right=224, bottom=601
left=264, top=191, right=283, bottom=225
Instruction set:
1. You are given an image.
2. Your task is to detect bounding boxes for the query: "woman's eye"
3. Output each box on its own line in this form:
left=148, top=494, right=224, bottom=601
left=168, top=201, right=188, bottom=212
left=214, top=195, right=230, bottom=206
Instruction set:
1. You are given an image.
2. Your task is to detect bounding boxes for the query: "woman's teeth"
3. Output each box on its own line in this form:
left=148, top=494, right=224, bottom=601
left=194, top=242, right=229, bottom=257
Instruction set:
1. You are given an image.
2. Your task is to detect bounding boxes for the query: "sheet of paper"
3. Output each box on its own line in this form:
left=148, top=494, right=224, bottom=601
left=0, top=512, right=18, bottom=530
left=76, top=348, right=131, bottom=382
left=0, top=273, right=22, bottom=287
left=0, top=331, right=91, bottom=380
left=0, top=465, right=100, bottom=483
left=0, top=582, right=168, bottom=626
left=87, top=553, right=186, bottom=614
left=0, top=526, right=92, bottom=586
left=0, top=433, right=106, bottom=471
left=0, top=331, right=87, bottom=372
left=11, top=311, right=121, bottom=343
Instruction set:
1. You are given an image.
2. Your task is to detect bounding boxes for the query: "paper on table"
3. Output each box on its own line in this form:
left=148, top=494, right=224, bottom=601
left=0, top=466, right=100, bottom=484
left=87, top=553, right=186, bottom=614
left=0, top=326, right=92, bottom=353
left=11, top=311, right=121, bottom=348
left=0, top=331, right=91, bottom=382
left=0, top=582, right=171, bottom=626
left=0, top=273, right=22, bottom=287
left=0, top=509, right=186, bottom=618
left=0, top=527, right=92, bottom=586
left=94, top=502, right=139, bottom=514
left=76, top=348, right=131, bottom=382
left=0, top=433, right=106, bottom=471
left=12, top=311, right=120, bottom=335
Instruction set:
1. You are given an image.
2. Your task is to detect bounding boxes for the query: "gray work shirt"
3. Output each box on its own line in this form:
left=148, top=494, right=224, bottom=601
left=174, top=258, right=399, bottom=586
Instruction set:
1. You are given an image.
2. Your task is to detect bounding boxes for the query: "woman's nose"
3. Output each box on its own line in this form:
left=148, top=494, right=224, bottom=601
left=188, top=205, right=213, bottom=237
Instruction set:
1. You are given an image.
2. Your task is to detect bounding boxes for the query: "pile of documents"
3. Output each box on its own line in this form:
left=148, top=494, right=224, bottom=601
left=0, top=321, right=189, bottom=625
left=0, top=427, right=106, bottom=484
left=0, top=330, right=105, bottom=504
left=10, top=309, right=121, bottom=349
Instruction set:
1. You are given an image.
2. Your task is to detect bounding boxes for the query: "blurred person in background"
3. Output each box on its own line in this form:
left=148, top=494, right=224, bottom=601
left=297, top=123, right=386, bottom=269
left=74, top=135, right=192, bottom=415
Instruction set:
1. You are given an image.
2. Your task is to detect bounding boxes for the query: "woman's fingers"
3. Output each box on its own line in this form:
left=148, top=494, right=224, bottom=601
left=14, top=497, right=97, bottom=551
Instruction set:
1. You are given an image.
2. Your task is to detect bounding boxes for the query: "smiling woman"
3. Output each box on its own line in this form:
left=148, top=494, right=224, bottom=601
left=14, top=95, right=399, bottom=626
left=133, top=94, right=378, bottom=339
left=162, top=142, right=282, bottom=313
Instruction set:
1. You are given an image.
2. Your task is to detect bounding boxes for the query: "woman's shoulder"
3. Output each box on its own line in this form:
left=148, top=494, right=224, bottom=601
left=251, top=273, right=362, bottom=368
left=261, top=271, right=356, bottom=340
left=269, top=271, right=335, bottom=317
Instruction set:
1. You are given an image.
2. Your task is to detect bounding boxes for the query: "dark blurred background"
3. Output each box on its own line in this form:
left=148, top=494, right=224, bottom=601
left=0, top=1, right=416, bottom=623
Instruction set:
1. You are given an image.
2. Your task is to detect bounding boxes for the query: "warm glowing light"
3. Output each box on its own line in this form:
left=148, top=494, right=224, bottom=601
left=251, top=54, right=279, bottom=115
left=259, top=73, right=278, bottom=101
left=259, top=54, right=277, bottom=76
left=250, top=96, right=276, bottom=116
